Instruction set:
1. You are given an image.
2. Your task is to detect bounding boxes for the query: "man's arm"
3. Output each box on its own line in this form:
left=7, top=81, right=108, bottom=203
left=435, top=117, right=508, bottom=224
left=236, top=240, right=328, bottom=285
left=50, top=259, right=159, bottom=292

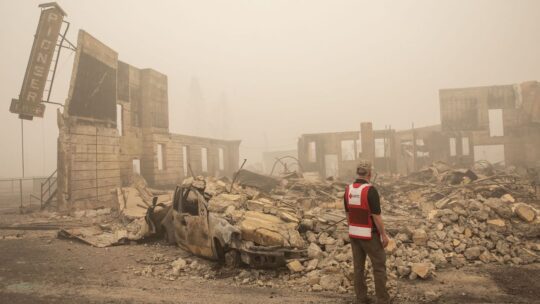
left=343, top=186, right=349, bottom=213
left=372, top=214, right=389, bottom=248
left=368, top=187, right=389, bottom=248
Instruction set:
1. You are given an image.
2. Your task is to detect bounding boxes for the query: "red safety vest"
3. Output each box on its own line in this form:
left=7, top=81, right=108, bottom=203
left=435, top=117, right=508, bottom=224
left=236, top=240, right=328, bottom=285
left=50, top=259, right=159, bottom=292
left=346, top=183, right=373, bottom=240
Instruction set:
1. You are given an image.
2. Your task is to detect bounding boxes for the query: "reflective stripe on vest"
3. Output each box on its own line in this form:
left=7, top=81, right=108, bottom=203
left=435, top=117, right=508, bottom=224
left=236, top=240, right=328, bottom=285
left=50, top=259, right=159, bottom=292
left=346, top=183, right=373, bottom=240
left=349, top=225, right=372, bottom=238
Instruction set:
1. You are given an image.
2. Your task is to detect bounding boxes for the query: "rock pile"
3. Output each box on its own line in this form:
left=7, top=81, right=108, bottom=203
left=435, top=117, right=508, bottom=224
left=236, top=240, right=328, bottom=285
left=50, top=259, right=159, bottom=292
left=132, top=164, right=540, bottom=296
left=211, top=165, right=539, bottom=293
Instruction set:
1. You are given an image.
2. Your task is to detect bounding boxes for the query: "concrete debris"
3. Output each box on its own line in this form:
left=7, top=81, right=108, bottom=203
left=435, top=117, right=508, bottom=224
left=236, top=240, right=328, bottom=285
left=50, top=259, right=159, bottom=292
left=411, top=263, right=432, bottom=279
left=515, top=204, right=537, bottom=222
left=307, top=242, right=323, bottom=259
left=171, top=258, right=187, bottom=276
left=413, top=229, right=428, bottom=245
left=235, top=169, right=281, bottom=192
left=286, top=260, right=304, bottom=272
left=56, top=161, right=539, bottom=295
left=57, top=176, right=172, bottom=247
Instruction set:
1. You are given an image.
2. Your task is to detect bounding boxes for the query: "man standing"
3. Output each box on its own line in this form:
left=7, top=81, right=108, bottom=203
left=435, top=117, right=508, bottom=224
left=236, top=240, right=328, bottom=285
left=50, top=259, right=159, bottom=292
left=344, top=160, right=390, bottom=304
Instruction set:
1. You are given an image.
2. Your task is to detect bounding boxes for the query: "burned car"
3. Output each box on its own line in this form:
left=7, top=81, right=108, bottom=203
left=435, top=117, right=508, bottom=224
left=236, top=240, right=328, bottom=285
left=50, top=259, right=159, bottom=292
left=152, top=180, right=306, bottom=268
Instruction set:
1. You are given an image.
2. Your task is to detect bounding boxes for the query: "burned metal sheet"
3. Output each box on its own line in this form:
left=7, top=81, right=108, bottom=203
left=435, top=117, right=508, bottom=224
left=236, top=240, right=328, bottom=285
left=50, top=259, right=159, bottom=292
left=236, top=170, right=280, bottom=192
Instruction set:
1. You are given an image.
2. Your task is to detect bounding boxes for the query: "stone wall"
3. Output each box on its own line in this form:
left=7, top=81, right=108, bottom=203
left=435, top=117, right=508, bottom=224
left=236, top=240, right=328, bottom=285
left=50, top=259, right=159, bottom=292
left=57, top=30, right=241, bottom=210
left=57, top=123, right=121, bottom=210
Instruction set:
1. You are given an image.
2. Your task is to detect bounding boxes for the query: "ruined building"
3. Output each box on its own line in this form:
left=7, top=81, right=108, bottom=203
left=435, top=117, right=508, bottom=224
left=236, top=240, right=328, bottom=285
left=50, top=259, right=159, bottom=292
left=440, top=81, right=540, bottom=168
left=298, top=81, right=540, bottom=180
left=297, top=123, right=397, bottom=179
left=57, top=30, right=240, bottom=210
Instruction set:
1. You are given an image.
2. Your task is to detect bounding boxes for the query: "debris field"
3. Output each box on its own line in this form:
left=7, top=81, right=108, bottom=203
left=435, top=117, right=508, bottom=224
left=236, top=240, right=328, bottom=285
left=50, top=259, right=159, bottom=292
left=31, top=161, right=539, bottom=303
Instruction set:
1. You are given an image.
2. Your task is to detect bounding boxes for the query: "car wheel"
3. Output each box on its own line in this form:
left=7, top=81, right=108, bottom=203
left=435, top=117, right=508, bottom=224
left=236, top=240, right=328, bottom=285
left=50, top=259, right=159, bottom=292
left=224, top=250, right=240, bottom=268
left=163, top=225, right=176, bottom=245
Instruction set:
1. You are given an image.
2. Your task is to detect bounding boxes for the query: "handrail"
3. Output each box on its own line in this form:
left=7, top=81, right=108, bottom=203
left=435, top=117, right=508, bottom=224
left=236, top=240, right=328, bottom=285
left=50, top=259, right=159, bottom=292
left=43, top=169, right=57, bottom=186
left=40, top=169, right=58, bottom=209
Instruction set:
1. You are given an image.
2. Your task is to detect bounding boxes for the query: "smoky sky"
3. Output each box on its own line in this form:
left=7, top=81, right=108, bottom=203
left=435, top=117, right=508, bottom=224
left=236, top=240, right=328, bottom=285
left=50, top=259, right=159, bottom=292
left=1, top=0, right=539, bottom=177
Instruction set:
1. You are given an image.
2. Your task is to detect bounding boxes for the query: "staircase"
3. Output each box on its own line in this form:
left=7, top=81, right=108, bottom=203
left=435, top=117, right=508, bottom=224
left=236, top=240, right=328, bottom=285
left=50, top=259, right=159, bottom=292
left=40, top=169, right=57, bottom=209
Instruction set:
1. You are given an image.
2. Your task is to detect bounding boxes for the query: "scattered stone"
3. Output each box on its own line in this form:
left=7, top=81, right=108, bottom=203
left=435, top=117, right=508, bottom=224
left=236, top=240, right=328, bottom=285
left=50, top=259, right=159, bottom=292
left=427, top=241, right=439, bottom=250
left=464, top=247, right=482, bottom=260
left=306, top=259, right=319, bottom=271
left=397, top=266, right=411, bottom=277
left=515, top=204, right=536, bottom=223
left=413, top=229, right=428, bottom=245
left=411, top=263, right=431, bottom=279
left=455, top=243, right=466, bottom=254
left=307, top=243, right=323, bottom=259
left=435, top=231, right=446, bottom=240
left=287, top=260, right=304, bottom=273
left=487, top=219, right=506, bottom=232
left=485, top=198, right=513, bottom=219
left=299, top=219, right=314, bottom=231
left=500, top=194, right=515, bottom=204
left=436, top=223, right=444, bottom=231
left=424, top=290, right=441, bottom=302
left=318, top=233, right=336, bottom=245
left=479, top=251, right=493, bottom=263
left=171, top=258, right=187, bottom=276
left=319, top=275, right=342, bottom=290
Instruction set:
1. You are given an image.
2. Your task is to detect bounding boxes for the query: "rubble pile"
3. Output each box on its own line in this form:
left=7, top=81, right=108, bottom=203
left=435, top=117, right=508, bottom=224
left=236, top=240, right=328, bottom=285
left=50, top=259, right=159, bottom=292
left=58, top=175, right=173, bottom=247
left=373, top=162, right=540, bottom=281
left=172, top=164, right=539, bottom=294
left=57, top=165, right=539, bottom=297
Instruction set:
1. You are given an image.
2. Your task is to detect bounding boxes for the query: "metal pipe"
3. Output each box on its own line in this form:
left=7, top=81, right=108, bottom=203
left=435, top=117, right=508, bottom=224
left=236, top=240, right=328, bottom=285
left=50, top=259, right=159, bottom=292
left=40, top=180, right=43, bottom=209
left=46, top=21, right=70, bottom=103
left=229, top=159, right=247, bottom=193
left=19, top=179, right=23, bottom=213
left=21, top=119, right=25, bottom=178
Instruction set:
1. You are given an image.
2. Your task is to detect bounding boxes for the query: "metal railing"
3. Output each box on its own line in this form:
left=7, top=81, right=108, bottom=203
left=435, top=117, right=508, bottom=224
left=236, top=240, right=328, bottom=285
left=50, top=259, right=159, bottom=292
left=40, top=169, right=57, bottom=209
left=0, top=172, right=56, bottom=213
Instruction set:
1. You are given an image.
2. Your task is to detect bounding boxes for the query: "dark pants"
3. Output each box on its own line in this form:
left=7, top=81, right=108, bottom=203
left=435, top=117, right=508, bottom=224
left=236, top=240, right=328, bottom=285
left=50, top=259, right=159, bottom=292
left=350, top=234, right=390, bottom=304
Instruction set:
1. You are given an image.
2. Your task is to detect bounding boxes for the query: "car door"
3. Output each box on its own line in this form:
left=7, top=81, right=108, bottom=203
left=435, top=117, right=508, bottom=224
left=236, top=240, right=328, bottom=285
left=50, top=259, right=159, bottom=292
left=174, top=187, right=213, bottom=258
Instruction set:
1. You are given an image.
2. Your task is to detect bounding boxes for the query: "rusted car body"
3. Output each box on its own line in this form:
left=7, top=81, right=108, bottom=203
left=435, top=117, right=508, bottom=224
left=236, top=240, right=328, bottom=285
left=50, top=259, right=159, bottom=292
left=155, top=185, right=304, bottom=268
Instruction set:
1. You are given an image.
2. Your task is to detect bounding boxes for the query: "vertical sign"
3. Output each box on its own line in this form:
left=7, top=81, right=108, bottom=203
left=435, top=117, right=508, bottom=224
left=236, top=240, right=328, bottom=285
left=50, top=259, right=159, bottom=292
left=10, top=4, right=65, bottom=120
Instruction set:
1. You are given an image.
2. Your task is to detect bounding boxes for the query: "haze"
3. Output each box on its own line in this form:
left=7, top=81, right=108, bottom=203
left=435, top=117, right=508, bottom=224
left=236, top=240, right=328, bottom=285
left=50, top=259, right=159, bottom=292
left=1, top=0, right=539, bottom=178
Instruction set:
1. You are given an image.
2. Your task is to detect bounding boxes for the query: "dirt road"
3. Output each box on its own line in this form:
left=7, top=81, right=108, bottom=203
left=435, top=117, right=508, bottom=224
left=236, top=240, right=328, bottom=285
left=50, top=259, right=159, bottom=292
left=0, top=212, right=539, bottom=303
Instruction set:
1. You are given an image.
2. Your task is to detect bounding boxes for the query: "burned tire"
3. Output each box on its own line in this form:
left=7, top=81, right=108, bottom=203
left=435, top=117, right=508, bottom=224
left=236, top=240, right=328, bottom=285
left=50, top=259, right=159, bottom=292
left=163, top=225, right=176, bottom=245
left=224, top=250, right=241, bottom=268
left=214, top=238, right=226, bottom=263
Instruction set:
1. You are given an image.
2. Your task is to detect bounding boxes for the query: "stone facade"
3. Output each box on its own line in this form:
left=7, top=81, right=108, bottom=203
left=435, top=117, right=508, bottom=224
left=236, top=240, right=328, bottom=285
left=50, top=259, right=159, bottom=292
left=57, top=30, right=240, bottom=210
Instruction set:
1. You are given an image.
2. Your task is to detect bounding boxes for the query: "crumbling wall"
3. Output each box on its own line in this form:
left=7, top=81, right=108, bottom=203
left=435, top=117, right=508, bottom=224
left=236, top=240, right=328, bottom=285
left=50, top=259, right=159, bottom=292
left=57, top=30, right=242, bottom=209
left=394, top=125, right=449, bottom=175
left=298, top=126, right=397, bottom=180
left=439, top=82, right=540, bottom=167
left=440, top=85, right=517, bottom=131
left=57, top=123, right=121, bottom=210
left=117, top=62, right=144, bottom=185
left=57, top=30, right=122, bottom=210
left=142, top=133, right=240, bottom=188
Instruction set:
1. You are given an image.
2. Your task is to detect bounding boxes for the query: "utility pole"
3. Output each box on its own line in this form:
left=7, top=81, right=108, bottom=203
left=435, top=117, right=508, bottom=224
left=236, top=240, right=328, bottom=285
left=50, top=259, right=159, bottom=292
left=21, top=119, right=25, bottom=178
left=20, top=119, right=25, bottom=213
left=412, top=122, right=417, bottom=173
